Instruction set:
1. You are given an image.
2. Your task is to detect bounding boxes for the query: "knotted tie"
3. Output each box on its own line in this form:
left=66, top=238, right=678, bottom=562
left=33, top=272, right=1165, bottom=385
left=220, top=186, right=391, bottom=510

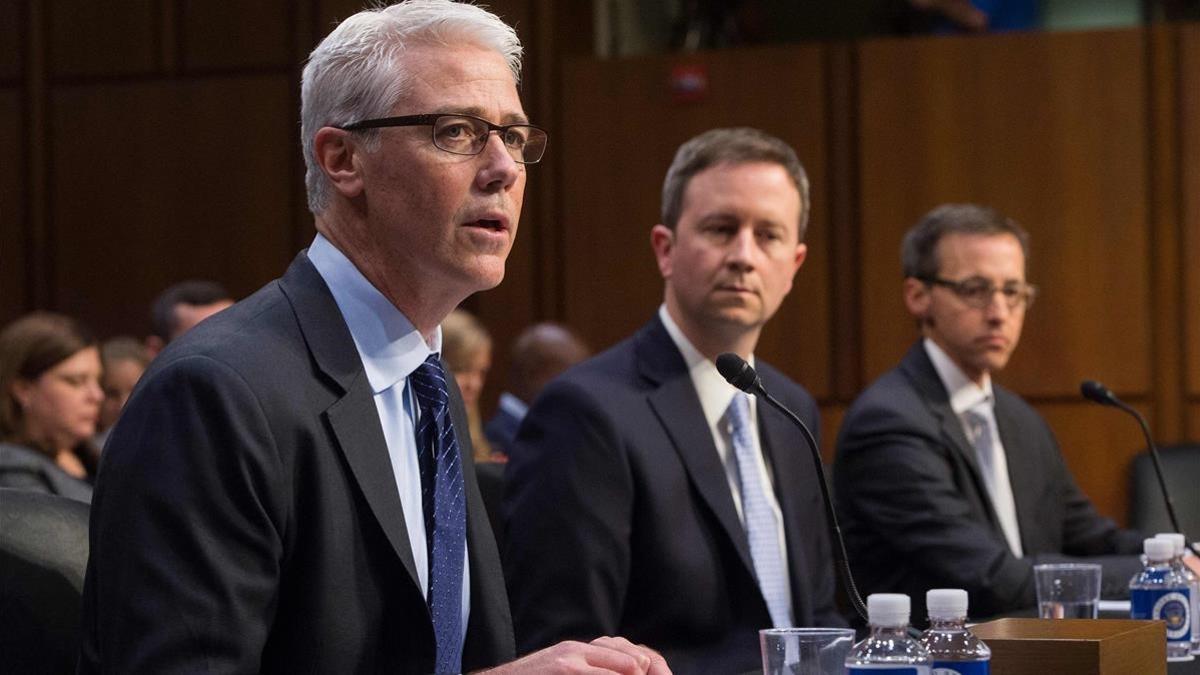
left=964, top=404, right=1023, bottom=556
left=411, top=355, right=466, bottom=673
left=726, top=392, right=792, bottom=628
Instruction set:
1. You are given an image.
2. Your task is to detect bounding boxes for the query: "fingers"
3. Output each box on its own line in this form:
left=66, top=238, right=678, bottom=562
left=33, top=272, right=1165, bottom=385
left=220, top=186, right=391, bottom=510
left=587, top=637, right=670, bottom=674
left=479, top=638, right=672, bottom=674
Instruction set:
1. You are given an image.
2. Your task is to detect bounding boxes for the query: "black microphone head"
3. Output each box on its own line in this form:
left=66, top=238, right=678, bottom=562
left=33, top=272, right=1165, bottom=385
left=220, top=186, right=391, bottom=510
left=1081, top=380, right=1116, bottom=406
left=716, top=352, right=760, bottom=393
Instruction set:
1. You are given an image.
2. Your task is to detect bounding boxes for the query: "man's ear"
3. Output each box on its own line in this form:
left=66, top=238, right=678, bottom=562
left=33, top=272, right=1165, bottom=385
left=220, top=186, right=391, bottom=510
left=10, top=379, right=32, bottom=409
left=903, top=277, right=931, bottom=322
left=650, top=224, right=674, bottom=279
left=312, top=127, right=366, bottom=199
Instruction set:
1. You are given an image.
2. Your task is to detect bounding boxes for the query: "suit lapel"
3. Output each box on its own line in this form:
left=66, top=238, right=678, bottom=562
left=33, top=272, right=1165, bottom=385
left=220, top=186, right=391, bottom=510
left=992, top=390, right=1038, bottom=551
left=637, top=319, right=757, bottom=577
left=756, top=370, right=814, bottom=624
left=446, top=365, right=514, bottom=666
left=279, top=252, right=421, bottom=591
left=901, top=344, right=1002, bottom=531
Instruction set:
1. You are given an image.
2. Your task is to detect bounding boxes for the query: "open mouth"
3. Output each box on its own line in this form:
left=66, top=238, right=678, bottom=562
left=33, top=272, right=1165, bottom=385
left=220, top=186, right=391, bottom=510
left=466, top=219, right=505, bottom=232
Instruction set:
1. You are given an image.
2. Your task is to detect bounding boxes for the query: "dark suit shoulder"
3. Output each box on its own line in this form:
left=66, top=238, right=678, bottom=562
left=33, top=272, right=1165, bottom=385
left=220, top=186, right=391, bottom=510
left=837, top=367, right=941, bottom=448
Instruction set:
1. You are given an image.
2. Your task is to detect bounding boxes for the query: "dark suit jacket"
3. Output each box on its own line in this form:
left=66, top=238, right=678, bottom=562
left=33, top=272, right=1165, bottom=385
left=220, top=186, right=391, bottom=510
left=833, top=342, right=1143, bottom=621
left=78, top=253, right=513, bottom=674
left=483, top=405, right=521, bottom=456
left=502, top=317, right=843, bottom=675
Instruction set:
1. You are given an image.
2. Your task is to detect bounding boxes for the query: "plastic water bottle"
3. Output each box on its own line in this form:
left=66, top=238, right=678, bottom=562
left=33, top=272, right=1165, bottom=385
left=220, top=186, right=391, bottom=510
left=846, top=593, right=932, bottom=674
left=919, top=589, right=990, bottom=675
left=1156, top=533, right=1200, bottom=655
left=1131, top=537, right=1194, bottom=662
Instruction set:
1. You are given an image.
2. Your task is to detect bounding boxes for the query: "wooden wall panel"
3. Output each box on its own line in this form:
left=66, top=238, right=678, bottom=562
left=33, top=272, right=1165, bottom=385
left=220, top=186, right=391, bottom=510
left=0, top=2, right=21, bottom=81
left=1189, top=403, right=1200, bottom=442
left=558, top=45, right=834, bottom=398
left=49, top=0, right=158, bottom=78
left=50, top=76, right=294, bottom=338
left=1037, top=402, right=1150, bottom=525
left=0, top=91, right=25, bottom=325
left=819, top=404, right=845, bottom=465
left=181, top=0, right=291, bottom=71
left=857, top=29, right=1152, bottom=400
left=1183, top=25, right=1200, bottom=400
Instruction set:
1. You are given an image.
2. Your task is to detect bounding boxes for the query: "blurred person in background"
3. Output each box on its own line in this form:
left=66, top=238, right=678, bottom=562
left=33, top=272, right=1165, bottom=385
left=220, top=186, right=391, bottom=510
left=93, top=337, right=151, bottom=449
left=145, top=279, right=234, bottom=356
left=484, top=322, right=589, bottom=458
left=0, top=312, right=101, bottom=502
left=442, top=308, right=496, bottom=462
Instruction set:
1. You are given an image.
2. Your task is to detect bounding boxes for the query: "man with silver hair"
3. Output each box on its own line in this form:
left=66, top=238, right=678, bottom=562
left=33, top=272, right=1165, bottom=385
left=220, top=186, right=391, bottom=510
left=79, top=2, right=667, bottom=673
left=503, top=128, right=844, bottom=674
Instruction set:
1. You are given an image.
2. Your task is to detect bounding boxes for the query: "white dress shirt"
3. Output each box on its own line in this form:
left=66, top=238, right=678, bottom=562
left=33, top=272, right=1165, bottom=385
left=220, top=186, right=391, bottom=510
left=308, top=233, right=471, bottom=641
left=924, top=338, right=1024, bottom=557
left=659, top=305, right=794, bottom=624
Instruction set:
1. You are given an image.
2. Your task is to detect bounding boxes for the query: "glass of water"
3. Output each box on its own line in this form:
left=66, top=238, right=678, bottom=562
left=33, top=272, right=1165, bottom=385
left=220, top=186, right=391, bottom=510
left=760, top=627, right=855, bottom=675
left=1034, top=563, right=1102, bottom=619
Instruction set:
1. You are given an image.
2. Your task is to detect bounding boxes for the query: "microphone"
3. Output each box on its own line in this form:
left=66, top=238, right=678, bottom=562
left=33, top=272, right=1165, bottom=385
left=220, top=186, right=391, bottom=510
left=717, top=353, right=869, bottom=622
left=1080, top=379, right=1188, bottom=544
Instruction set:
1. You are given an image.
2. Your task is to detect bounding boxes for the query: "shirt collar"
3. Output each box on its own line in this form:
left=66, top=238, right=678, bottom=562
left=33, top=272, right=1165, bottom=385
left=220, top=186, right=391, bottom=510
left=923, top=337, right=993, bottom=415
left=308, top=233, right=441, bottom=394
left=498, top=391, right=528, bottom=420
left=659, top=305, right=750, bottom=424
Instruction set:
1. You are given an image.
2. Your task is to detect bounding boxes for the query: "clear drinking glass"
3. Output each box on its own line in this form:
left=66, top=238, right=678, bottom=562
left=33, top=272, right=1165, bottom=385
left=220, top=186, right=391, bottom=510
left=760, top=627, right=856, bottom=675
left=1034, top=563, right=1102, bottom=619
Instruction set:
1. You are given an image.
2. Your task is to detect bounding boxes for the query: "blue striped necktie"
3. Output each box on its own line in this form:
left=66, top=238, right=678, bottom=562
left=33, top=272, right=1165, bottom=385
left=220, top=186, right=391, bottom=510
left=726, top=391, right=792, bottom=628
left=411, top=355, right=466, bottom=673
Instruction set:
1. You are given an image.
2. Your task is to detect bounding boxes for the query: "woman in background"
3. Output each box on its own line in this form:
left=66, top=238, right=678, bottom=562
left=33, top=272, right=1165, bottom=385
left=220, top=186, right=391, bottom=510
left=94, top=336, right=151, bottom=449
left=0, top=312, right=102, bottom=502
left=441, top=309, right=496, bottom=462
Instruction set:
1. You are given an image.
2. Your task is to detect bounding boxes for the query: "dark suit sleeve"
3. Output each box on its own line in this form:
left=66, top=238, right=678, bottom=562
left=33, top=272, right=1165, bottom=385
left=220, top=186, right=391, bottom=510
left=79, top=355, right=287, bottom=673
left=835, top=403, right=1034, bottom=617
left=501, top=379, right=632, bottom=654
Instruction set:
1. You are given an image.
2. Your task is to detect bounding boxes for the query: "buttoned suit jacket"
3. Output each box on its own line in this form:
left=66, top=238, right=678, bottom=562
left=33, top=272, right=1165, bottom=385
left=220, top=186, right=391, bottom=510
left=833, top=342, right=1143, bottom=620
left=78, top=253, right=513, bottom=674
left=502, top=316, right=843, bottom=675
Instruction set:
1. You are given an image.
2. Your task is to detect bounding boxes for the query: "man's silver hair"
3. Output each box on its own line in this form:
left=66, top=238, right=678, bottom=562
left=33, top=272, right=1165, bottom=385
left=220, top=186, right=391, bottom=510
left=301, top=0, right=523, bottom=214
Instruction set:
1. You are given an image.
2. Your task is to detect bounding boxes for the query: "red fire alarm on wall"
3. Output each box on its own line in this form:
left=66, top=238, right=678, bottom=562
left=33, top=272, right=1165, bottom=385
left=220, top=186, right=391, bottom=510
left=669, top=64, right=709, bottom=104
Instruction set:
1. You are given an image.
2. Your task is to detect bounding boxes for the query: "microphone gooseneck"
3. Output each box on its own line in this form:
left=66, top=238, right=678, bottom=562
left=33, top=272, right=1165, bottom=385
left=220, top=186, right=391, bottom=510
left=717, top=352, right=869, bottom=623
left=1079, top=379, right=1187, bottom=542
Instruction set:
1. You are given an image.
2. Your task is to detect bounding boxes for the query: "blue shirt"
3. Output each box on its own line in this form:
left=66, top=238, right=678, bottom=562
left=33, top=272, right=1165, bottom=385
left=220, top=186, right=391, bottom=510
left=308, top=233, right=471, bottom=643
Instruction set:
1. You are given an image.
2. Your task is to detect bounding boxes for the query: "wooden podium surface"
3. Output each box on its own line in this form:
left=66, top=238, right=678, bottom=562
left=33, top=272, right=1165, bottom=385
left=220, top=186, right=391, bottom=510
left=972, top=618, right=1172, bottom=675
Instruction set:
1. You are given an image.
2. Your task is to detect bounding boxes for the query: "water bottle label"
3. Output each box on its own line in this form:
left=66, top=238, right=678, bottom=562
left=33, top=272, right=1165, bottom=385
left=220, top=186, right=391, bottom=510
left=1132, top=588, right=1191, bottom=642
left=931, top=661, right=989, bottom=675
left=847, top=668, right=928, bottom=674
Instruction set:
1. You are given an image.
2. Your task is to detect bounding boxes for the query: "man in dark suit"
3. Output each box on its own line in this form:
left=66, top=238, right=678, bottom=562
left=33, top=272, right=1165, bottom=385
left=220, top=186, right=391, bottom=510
left=78, top=2, right=667, bottom=673
left=503, top=128, right=844, bottom=674
left=834, top=203, right=1143, bottom=621
left=484, top=322, right=589, bottom=457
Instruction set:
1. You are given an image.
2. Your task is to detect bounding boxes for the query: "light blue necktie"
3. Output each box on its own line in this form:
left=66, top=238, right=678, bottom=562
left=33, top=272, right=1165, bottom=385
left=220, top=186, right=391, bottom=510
left=964, top=404, right=1023, bottom=556
left=411, top=355, right=465, bottom=674
left=727, top=392, right=792, bottom=628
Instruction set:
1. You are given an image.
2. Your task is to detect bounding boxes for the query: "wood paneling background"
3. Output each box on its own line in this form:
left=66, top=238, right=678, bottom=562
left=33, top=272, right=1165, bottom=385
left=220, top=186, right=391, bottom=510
left=48, top=77, right=295, bottom=328
left=1, top=91, right=24, bottom=322
left=1, top=0, right=1195, bottom=523
left=1183, top=25, right=1200, bottom=406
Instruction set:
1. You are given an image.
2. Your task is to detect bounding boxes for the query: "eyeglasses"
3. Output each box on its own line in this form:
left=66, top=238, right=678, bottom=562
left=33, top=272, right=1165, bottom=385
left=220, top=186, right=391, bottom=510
left=920, top=276, right=1038, bottom=310
left=337, top=113, right=548, bottom=164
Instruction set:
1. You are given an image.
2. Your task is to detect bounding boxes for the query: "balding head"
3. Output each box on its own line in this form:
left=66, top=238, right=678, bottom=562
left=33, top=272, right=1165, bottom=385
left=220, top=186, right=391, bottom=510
left=509, top=323, right=589, bottom=404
